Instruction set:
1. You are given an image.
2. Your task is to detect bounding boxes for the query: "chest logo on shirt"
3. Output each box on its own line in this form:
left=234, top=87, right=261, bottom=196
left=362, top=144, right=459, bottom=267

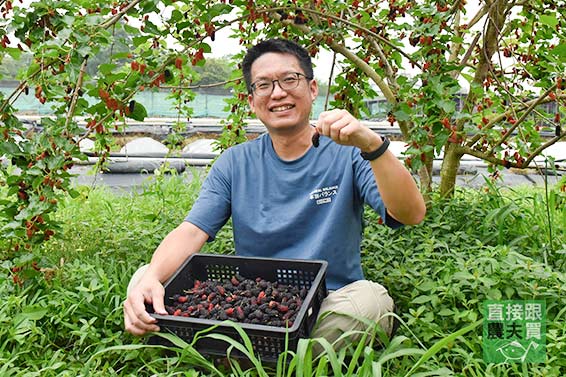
left=309, top=185, right=339, bottom=205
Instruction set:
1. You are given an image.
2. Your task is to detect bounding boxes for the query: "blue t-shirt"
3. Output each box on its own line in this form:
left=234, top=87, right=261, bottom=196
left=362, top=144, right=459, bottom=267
left=186, top=133, right=401, bottom=290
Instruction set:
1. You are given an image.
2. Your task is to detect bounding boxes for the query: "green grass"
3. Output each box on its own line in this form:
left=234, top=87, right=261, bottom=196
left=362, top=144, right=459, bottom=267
left=1, top=173, right=565, bottom=376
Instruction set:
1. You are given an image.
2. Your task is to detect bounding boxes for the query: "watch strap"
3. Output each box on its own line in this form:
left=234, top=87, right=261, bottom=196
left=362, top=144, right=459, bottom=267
left=360, top=136, right=390, bottom=161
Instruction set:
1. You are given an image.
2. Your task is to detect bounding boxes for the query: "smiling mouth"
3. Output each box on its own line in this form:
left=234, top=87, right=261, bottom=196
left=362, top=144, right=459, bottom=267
left=270, top=104, right=295, bottom=112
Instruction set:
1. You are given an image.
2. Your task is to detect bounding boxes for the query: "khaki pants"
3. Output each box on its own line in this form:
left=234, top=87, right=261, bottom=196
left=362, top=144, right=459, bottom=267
left=127, top=265, right=394, bottom=347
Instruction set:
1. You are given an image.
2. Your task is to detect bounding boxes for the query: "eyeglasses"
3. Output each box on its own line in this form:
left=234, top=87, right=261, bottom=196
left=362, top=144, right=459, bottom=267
left=250, top=72, right=311, bottom=97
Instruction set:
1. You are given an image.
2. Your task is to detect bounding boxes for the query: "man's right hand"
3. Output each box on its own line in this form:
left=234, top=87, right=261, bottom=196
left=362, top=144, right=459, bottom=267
left=123, top=221, right=210, bottom=336
left=123, top=273, right=168, bottom=336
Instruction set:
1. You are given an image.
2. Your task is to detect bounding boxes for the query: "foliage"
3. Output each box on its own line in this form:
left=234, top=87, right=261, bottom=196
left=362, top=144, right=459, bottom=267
left=1, top=0, right=565, bottom=293
left=362, top=186, right=566, bottom=375
left=1, top=176, right=565, bottom=375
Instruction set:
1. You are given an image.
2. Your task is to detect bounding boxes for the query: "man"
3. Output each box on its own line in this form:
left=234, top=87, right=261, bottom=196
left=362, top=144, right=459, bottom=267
left=124, top=39, right=426, bottom=345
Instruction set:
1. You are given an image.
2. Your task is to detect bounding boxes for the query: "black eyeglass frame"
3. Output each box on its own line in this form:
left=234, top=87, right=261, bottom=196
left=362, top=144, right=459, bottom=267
left=250, top=72, right=313, bottom=96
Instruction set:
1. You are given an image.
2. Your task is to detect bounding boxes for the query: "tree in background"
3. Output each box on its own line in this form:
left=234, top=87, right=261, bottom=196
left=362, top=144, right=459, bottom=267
left=192, top=56, right=234, bottom=89
left=0, top=53, right=31, bottom=79
left=86, top=27, right=132, bottom=77
left=0, top=0, right=564, bottom=270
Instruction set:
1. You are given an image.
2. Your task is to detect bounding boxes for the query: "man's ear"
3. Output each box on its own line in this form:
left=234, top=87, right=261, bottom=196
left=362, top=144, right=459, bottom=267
left=248, top=93, right=255, bottom=113
left=310, top=79, right=319, bottom=102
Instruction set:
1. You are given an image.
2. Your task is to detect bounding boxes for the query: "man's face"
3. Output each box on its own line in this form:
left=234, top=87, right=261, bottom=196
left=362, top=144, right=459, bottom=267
left=248, top=52, right=318, bottom=132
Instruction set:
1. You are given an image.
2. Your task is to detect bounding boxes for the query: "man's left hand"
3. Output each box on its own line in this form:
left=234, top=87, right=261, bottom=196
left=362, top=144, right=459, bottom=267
left=315, top=109, right=382, bottom=152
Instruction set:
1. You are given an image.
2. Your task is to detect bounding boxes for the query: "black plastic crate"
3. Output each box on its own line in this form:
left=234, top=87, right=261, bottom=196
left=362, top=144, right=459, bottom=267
left=148, top=254, right=328, bottom=362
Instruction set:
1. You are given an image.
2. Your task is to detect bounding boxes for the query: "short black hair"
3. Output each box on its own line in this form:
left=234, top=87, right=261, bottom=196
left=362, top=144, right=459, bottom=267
left=242, top=38, right=314, bottom=94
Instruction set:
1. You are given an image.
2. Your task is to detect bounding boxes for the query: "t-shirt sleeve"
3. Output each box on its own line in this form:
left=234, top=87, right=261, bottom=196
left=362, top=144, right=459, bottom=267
left=185, top=152, right=232, bottom=241
left=352, top=149, right=404, bottom=229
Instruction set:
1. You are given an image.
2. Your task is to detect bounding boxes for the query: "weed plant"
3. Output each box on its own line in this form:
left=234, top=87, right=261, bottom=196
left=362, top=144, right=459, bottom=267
left=0, top=172, right=564, bottom=376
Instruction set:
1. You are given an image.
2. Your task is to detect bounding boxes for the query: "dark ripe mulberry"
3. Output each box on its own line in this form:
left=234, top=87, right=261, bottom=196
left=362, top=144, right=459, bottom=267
left=243, top=306, right=252, bottom=316
left=164, top=69, right=172, bottom=81
left=224, top=282, right=234, bottom=290
left=266, top=309, right=279, bottom=317
left=312, top=129, right=320, bottom=147
left=252, top=309, right=263, bottom=319
left=209, top=307, right=219, bottom=316
left=244, top=281, right=254, bottom=290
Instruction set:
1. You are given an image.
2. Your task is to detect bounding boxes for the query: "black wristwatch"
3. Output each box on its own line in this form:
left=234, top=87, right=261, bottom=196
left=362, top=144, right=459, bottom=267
left=360, top=136, right=390, bottom=161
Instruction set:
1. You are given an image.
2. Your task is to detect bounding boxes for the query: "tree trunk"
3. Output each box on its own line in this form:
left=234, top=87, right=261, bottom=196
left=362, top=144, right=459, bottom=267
left=439, top=143, right=463, bottom=197
left=418, top=157, right=433, bottom=204
left=439, top=0, right=509, bottom=197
